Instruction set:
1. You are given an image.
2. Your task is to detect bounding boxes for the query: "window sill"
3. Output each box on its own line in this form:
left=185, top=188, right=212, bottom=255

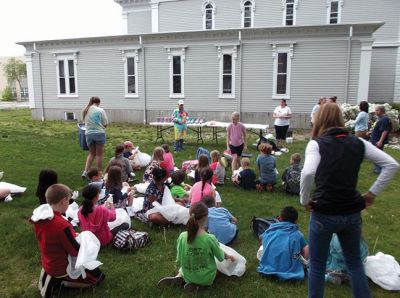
left=125, top=94, right=139, bottom=98
left=58, top=94, right=79, bottom=98
left=219, top=94, right=235, bottom=99
left=169, top=94, right=185, bottom=99
left=272, top=95, right=290, bottom=100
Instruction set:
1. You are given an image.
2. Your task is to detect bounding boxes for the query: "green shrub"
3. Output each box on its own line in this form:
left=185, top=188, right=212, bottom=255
left=1, top=86, right=13, bottom=101
left=391, top=102, right=400, bottom=112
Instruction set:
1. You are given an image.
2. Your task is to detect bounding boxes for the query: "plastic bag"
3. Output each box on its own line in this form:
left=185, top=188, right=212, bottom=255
left=133, top=150, right=151, bottom=167
left=151, top=201, right=189, bottom=225
left=108, top=208, right=131, bottom=231
left=216, top=243, right=247, bottom=277
left=65, top=202, right=79, bottom=227
left=133, top=182, right=150, bottom=194
left=0, top=182, right=26, bottom=193
left=364, top=252, right=400, bottom=291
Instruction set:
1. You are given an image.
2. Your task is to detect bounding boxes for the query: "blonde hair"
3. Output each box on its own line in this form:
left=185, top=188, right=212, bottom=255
left=290, top=153, right=301, bottom=165
left=152, top=147, right=164, bottom=162
left=311, top=103, right=344, bottom=138
left=45, top=184, right=71, bottom=205
left=258, top=143, right=272, bottom=155
left=210, top=150, right=224, bottom=167
left=241, top=157, right=250, bottom=167
left=231, top=112, right=240, bottom=119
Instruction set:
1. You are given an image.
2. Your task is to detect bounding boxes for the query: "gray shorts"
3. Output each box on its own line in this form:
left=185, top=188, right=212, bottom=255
left=86, top=133, right=106, bottom=146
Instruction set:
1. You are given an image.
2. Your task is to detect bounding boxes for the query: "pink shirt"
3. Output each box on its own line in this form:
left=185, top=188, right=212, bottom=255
left=78, top=205, right=116, bottom=246
left=210, top=162, right=218, bottom=185
left=190, top=181, right=212, bottom=204
left=163, top=152, right=174, bottom=173
left=227, top=122, right=246, bottom=146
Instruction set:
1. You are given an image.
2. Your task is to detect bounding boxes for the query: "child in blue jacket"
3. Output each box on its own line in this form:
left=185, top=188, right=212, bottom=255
left=258, top=206, right=309, bottom=280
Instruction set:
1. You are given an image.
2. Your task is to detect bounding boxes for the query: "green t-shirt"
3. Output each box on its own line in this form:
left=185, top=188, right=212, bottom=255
left=170, top=185, right=187, bottom=198
left=176, top=232, right=224, bottom=286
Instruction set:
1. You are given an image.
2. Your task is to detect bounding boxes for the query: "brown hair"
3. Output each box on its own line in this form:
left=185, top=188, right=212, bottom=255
left=311, top=103, right=344, bottom=138
left=45, top=184, right=71, bottom=205
left=359, top=101, right=369, bottom=113
left=87, top=167, right=100, bottom=180
left=106, top=166, right=123, bottom=189
left=115, top=144, right=124, bottom=158
left=171, top=169, right=186, bottom=185
left=197, top=155, right=209, bottom=170
left=201, top=195, right=216, bottom=208
left=187, top=202, right=208, bottom=243
left=152, top=147, right=164, bottom=162
left=82, top=96, right=101, bottom=119
left=258, top=143, right=272, bottom=155
left=241, top=157, right=250, bottom=167
left=291, top=153, right=301, bottom=165
left=200, top=167, right=214, bottom=198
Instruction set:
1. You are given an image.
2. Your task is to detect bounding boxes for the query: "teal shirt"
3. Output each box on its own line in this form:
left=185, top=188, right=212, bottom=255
left=172, top=108, right=188, bottom=132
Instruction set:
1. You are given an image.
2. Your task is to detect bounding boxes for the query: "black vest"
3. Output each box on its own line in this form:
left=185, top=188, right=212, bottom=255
left=312, top=128, right=365, bottom=215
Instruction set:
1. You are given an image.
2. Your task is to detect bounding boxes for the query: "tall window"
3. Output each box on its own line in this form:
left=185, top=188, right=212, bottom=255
left=272, top=44, right=293, bottom=99
left=222, top=55, right=232, bottom=94
left=56, top=54, right=78, bottom=97
left=284, top=0, right=295, bottom=26
left=122, top=49, right=139, bottom=97
left=328, top=1, right=340, bottom=24
left=127, top=57, right=136, bottom=94
left=203, top=1, right=215, bottom=30
left=218, top=46, right=236, bottom=98
left=167, top=47, right=186, bottom=98
left=241, top=0, right=254, bottom=28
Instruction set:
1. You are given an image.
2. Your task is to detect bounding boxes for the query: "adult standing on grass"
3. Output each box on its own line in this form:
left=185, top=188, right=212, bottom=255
left=310, top=97, right=326, bottom=127
left=273, top=99, right=292, bottom=147
left=354, top=101, right=369, bottom=139
left=370, top=105, right=391, bottom=174
left=81, top=97, right=108, bottom=178
left=300, top=103, right=399, bottom=298
left=172, top=100, right=188, bottom=152
left=226, top=112, right=247, bottom=171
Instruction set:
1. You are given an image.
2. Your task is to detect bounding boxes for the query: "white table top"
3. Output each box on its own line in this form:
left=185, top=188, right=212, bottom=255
left=149, top=122, right=207, bottom=127
left=205, top=121, right=269, bottom=130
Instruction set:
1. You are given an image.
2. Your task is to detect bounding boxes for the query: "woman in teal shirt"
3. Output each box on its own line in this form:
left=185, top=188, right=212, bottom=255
left=354, top=101, right=369, bottom=139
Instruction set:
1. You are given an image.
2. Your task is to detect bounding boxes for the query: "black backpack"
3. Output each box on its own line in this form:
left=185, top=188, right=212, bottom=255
left=251, top=217, right=279, bottom=237
left=283, top=166, right=301, bottom=195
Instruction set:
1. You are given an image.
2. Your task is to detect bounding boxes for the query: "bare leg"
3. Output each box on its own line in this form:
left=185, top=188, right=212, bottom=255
left=148, top=213, right=170, bottom=226
left=85, top=145, right=96, bottom=172
left=0, top=188, right=11, bottom=200
left=95, top=143, right=105, bottom=171
left=231, top=154, right=239, bottom=171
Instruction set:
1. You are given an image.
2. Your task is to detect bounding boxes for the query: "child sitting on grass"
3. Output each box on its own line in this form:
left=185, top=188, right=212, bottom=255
left=78, top=184, right=129, bottom=246
left=282, top=153, right=302, bottom=195
left=210, top=150, right=226, bottom=185
left=31, top=184, right=104, bottom=297
left=232, top=157, right=256, bottom=190
left=123, top=140, right=141, bottom=170
left=108, top=144, right=133, bottom=183
left=170, top=170, right=191, bottom=205
left=157, top=202, right=235, bottom=292
left=189, top=167, right=216, bottom=205
left=35, top=169, right=58, bottom=205
left=194, top=154, right=210, bottom=183
left=87, top=167, right=104, bottom=190
left=256, top=143, right=276, bottom=192
left=202, top=195, right=238, bottom=245
left=257, top=206, right=308, bottom=281
left=105, top=166, right=134, bottom=208
left=162, top=144, right=175, bottom=174
left=143, top=147, right=169, bottom=183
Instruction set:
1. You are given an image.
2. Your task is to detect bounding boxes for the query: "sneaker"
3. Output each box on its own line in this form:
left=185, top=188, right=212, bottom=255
left=184, top=283, right=201, bottom=292
left=81, top=171, right=87, bottom=180
left=4, top=194, right=13, bottom=203
left=157, top=276, right=185, bottom=287
left=130, top=172, right=136, bottom=178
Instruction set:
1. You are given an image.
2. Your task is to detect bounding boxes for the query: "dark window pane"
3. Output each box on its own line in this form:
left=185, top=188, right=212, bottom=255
left=244, top=1, right=252, bottom=5
left=286, top=18, right=293, bottom=26
left=287, top=5, right=293, bottom=15
left=244, top=19, right=251, bottom=27
left=59, top=78, right=66, bottom=94
left=223, top=75, right=232, bottom=93
left=206, top=10, right=213, bottom=29
left=277, top=74, right=287, bottom=94
left=68, top=60, right=74, bottom=77
left=244, top=7, right=251, bottom=18
left=128, top=76, right=135, bottom=93
left=223, top=55, right=232, bottom=74
left=58, top=60, right=65, bottom=77
left=206, top=4, right=213, bottom=9
left=331, top=1, right=338, bottom=12
left=330, top=18, right=338, bottom=24
left=278, top=53, right=287, bottom=73
left=173, top=76, right=181, bottom=93
left=127, top=57, right=135, bottom=75
left=286, top=0, right=294, bottom=3
left=173, top=56, right=181, bottom=74
left=69, top=78, right=75, bottom=94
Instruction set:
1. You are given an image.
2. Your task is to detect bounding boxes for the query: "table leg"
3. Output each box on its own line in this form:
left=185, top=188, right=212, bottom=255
left=154, top=126, right=165, bottom=144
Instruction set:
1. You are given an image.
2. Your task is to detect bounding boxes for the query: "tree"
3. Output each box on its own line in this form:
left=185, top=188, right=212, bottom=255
left=2, top=58, right=26, bottom=95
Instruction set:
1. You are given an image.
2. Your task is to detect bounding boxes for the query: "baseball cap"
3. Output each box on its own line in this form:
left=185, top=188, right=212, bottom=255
left=178, top=100, right=184, bottom=105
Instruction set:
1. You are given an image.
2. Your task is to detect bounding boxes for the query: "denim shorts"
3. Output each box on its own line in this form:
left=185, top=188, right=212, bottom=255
left=86, top=133, right=106, bottom=146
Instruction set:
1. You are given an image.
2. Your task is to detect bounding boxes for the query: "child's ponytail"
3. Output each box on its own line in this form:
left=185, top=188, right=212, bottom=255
left=187, top=202, right=208, bottom=244
left=81, top=184, right=99, bottom=218
left=82, top=96, right=100, bottom=120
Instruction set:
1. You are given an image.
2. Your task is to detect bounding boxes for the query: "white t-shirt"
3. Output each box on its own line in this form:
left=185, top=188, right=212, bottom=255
left=273, top=106, right=292, bottom=126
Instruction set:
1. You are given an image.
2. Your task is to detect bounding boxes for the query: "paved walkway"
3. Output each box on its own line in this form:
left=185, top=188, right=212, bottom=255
left=0, top=100, right=30, bottom=109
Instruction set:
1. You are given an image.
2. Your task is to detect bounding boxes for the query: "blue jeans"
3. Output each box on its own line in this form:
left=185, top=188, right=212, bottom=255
left=308, top=212, right=370, bottom=298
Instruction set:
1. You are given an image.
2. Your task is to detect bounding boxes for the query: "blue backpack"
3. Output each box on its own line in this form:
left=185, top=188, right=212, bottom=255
left=196, top=147, right=211, bottom=163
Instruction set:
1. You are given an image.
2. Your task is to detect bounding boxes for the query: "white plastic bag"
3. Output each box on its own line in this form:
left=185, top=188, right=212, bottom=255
left=256, top=245, right=263, bottom=261
left=133, top=182, right=150, bottom=194
left=216, top=243, right=247, bottom=277
left=162, top=186, right=175, bottom=206
left=364, top=252, right=400, bottom=291
left=0, top=182, right=26, bottom=193
left=65, top=202, right=79, bottom=227
left=133, top=150, right=151, bottom=167
left=108, top=208, right=131, bottom=230
left=67, top=231, right=103, bottom=279
left=151, top=201, right=189, bottom=225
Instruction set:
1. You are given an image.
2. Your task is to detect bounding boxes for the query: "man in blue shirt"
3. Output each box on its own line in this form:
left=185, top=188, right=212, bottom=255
left=370, top=105, right=391, bottom=174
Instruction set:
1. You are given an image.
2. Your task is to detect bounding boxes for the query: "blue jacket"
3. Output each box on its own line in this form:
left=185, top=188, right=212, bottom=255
left=258, top=221, right=307, bottom=280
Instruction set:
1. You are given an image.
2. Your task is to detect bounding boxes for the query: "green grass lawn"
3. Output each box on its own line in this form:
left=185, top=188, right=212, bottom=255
left=0, top=109, right=399, bottom=298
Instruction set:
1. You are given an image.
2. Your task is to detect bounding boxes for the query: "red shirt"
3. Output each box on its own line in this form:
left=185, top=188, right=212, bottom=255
left=33, top=211, right=79, bottom=277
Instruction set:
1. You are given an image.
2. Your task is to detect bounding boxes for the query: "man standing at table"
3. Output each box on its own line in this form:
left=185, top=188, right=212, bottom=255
left=172, top=100, right=188, bottom=152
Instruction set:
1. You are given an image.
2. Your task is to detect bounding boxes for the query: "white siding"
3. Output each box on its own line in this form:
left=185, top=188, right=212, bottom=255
left=159, top=0, right=201, bottom=32
left=127, top=9, right=152, bottom=34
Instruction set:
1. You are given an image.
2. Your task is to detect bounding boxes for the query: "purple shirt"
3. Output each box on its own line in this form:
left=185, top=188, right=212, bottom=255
left=227, top=122, right=246, bottom=147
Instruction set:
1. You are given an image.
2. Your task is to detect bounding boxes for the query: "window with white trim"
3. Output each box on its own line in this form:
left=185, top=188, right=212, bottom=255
left=167, top=47, right=186, bottom=98
left=283, top=0, right=297, bottom=26
left=241, top=0, right=255, bottom=28
left=272, top=44, right=294, bottom=99
left=327, top=0, right=342, bottom=24
left=218, top=46, right=237, bottom=98
left=55, top=53, right=78, bottom=97
left=203, top=1, right=215, bottom=30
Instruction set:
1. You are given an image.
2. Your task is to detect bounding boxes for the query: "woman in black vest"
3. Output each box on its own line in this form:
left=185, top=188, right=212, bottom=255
left=300, top=103, right=399, bottom=298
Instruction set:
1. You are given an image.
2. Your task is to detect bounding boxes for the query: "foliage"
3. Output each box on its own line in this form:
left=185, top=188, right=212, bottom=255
left=0, top=109, right=399, bottom=297
left=1, top=86, right=13, bottom=101
left=2, top=57, right=26, bottom=91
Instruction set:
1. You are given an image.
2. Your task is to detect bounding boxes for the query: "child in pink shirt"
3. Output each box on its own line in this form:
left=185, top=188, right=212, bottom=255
left=189, top=167, right=215, bottom=205
left=226, top=112, right=247, bottom=171
left=78, top=184, right=129, bottom=246
left=162, top=144, right=175, bottom=174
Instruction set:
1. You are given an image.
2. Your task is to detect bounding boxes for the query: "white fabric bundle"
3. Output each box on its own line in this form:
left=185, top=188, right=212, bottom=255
left=364, top=252, right=400, bottom=291
left=65, top=202, right=80, bottom=227
left=108, top=208, right=131, bottom=230
left=67, top=231, right=103, bottom=279
left=150, top=201, right=189, bottom=225
left=133, top=150, right=151, bottom=167
left=216, top=243, right=247, bottom=277
left=31, top=204, right=54, bottom=222
left=134, top=182, right=150, bottom=194
left=0, top=182, right=26, bottom=193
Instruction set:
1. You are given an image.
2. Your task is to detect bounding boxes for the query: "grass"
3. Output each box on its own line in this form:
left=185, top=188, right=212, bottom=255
left=0, top=109, right=399, bottom=298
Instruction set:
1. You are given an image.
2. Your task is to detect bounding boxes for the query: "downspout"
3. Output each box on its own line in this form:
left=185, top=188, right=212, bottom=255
left=140, top=35, right=147, bottom=124
left=344, top=26, right=353, bottom=104
left=238, top=30, right=243, bottom=115
left=34, top=42, right=45, bottom=121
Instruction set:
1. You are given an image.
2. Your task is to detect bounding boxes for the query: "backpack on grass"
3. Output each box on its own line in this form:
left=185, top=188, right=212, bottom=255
left=113, top=229, right=150, bottom=251
left=282, top=166, right=301, bottom=195
left=251, top=217, right=279, bottom=237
